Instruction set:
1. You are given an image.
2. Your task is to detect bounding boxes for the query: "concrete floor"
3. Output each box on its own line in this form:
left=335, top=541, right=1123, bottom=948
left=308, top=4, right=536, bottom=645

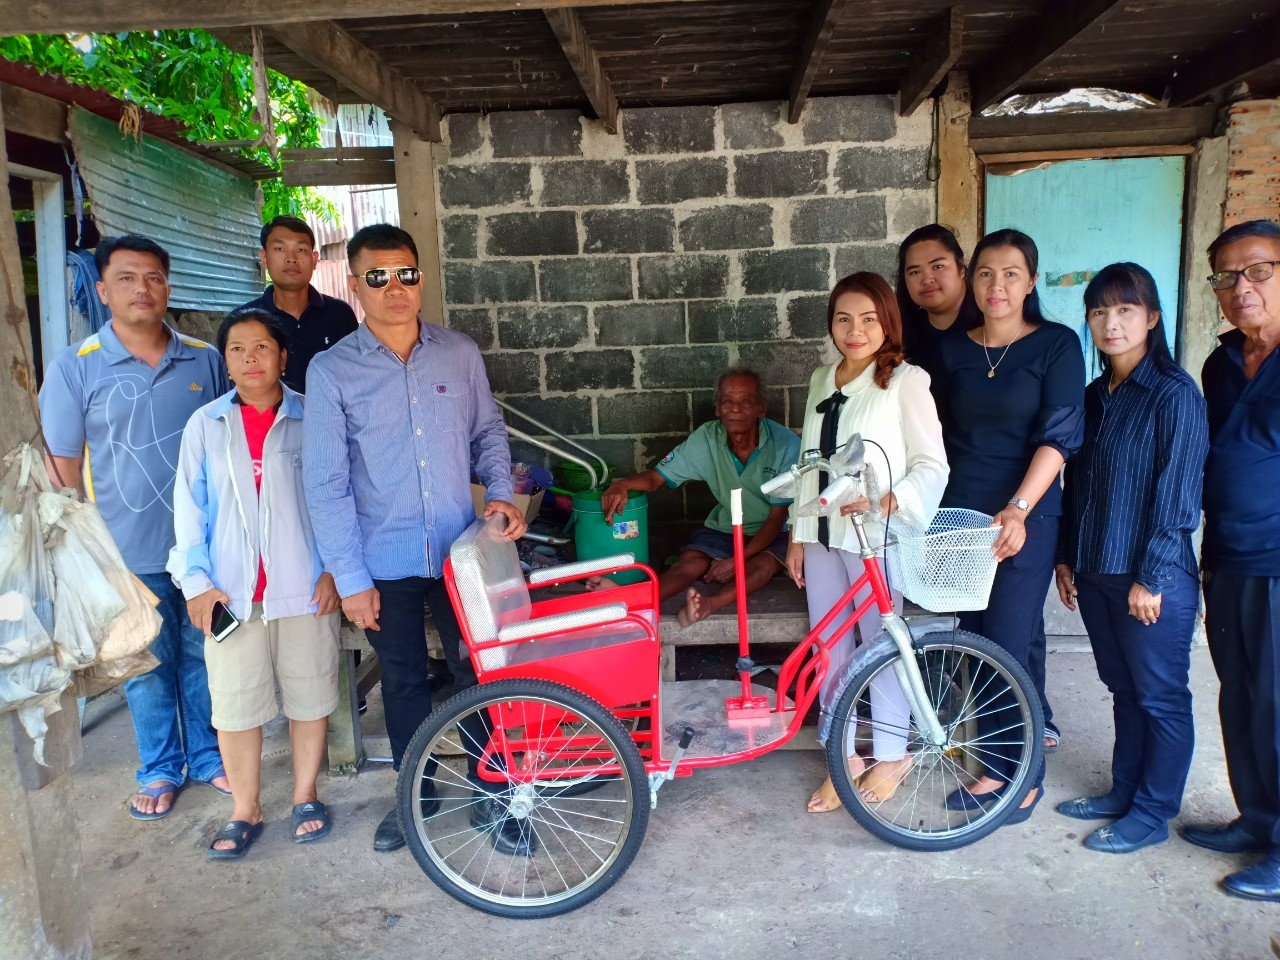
left=73, top=646, right=1277, bottom=960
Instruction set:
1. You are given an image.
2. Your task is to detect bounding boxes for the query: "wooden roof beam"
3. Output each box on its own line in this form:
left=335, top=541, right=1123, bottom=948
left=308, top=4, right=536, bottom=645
left=545, top=7, right=619, bottom=133
left=788, top=0, right=850, bottom=124
left=969, top=0, right=1128, bottom=113
left=0, top=0, right=719, bottom=36
left=1168, top=14, right=1280, bottom=106
left=262, top=21, right=441, bottom=142
left=898, top=7, right=964, bottom=118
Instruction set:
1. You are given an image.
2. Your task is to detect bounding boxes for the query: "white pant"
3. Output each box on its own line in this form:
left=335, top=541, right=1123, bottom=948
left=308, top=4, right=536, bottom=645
left=803, top=543, right=909, bottom=761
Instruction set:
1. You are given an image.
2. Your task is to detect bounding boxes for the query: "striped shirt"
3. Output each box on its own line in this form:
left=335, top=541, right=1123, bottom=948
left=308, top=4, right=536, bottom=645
left=1060, top=353, right=1208, bottom=592
left=302, top=321, right=513, bottom=596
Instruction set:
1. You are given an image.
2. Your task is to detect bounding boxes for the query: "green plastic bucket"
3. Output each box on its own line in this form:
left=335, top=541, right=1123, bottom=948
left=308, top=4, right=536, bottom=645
left=568, top=489, right=649, bottom=585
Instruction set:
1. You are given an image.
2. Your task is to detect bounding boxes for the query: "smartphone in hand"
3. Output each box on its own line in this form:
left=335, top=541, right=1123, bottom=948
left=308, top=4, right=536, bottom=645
left=210, top=601, right=240, bottom=643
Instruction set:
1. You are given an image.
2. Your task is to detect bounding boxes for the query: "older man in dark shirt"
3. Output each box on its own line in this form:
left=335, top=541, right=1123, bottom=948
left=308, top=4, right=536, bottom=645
left=1181, top=219, right=1280, bottom=901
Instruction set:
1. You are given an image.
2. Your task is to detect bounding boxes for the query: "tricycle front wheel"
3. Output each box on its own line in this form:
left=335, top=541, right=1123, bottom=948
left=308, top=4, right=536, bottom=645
left=827, top=629, right=1044, bottom=851
left=397, top=678, right=650, bottom=919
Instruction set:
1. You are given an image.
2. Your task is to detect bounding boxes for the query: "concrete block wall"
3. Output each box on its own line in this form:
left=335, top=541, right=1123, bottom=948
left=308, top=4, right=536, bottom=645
left=1223, top=99, right=1280, bottom=226
left=435, top=96, right=935, bottom=522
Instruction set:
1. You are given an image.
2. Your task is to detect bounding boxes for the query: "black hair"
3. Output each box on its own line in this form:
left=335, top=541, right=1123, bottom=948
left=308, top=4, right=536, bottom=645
left=714, top=364, right=766, bottom=406
left=216, top=307, right=290, bottom=356
left=1083, top=262, right=1177, bottom=375
left=1207, top=219, right=1280, bottom=268
left=347, top=223, right=418, bottom=267
left=971, top=228, right=1048, bottom=324
left=894, top=224, right=981, bottom=354
left=259, top=215, right=316, bottom=250
left=94, top=235, right=170, bottom=276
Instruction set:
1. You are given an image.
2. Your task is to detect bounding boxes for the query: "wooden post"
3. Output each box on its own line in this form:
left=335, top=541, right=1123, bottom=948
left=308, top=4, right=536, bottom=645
left=936, top=71, right=980, bottom=254
left=392, top=123, right=445, bottom=326
left=0, top=91, right=93, bottom=960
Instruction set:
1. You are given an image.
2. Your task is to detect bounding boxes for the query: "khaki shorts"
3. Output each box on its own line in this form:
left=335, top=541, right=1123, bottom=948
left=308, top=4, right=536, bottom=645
left=205, top=607, right=340, bottom=732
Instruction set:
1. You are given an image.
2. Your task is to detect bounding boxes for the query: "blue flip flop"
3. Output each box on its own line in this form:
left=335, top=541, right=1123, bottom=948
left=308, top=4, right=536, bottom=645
left=129, top=782, right=179, bottom=821
left=292, top=801, right=332, bottom=843
left=208, top=820, right=265, bottom=860
left=194, top=772, right=233, bottom=797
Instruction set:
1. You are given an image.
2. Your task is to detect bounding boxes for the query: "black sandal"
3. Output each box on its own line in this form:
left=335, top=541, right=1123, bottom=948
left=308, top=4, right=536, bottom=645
left=292, top=801, right=332, bottom=843
left=208, top=820, right=264, bottom=861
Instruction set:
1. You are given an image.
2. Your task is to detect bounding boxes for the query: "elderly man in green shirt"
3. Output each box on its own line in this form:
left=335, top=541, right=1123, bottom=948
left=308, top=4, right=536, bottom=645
left=600, top=366, right=800, bottom=627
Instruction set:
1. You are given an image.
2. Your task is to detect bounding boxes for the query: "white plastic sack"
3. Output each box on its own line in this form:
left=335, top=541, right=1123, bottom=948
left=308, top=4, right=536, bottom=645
left=39, top=492, right=161, bottom=663
left=0, top=590, right=54, bottom=668
left=0, top=654, right=72, bottom=763
left=42, top=494, right=129, bottom=667
left=70, top=649, right=161, bottom=699
left=0, top=447, right=57, bottom=657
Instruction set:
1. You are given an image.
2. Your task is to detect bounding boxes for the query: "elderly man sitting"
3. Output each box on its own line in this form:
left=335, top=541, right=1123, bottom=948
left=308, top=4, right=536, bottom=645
left=599, top=366, right=800, bottom=627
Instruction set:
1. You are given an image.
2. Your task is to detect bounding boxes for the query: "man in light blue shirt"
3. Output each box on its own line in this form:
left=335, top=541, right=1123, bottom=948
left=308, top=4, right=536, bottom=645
left=303, top=224, right=525, bottom=854
left=40, top=235, right=230, bottom=819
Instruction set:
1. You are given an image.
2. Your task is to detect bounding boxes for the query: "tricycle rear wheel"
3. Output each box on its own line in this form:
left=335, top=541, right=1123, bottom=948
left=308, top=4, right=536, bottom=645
left=397, top=678, right=649, bottom=918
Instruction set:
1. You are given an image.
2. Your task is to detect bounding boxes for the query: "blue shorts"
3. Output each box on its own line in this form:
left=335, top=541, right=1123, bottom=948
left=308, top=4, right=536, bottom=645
left=682, top=526, right=788, bottom=567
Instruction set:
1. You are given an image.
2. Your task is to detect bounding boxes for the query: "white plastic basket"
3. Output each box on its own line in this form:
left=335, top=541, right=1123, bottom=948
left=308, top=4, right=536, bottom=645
left=885, top=508, right=1000, bottom=612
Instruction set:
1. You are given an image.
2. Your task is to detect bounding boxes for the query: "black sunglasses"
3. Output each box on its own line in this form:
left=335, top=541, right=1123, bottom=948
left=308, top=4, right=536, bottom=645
left=354, top=266, right=422, bottom=289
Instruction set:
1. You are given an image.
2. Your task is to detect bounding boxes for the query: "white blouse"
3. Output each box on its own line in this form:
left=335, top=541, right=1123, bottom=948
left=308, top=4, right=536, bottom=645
left=791, top=360, right=949, bottom=552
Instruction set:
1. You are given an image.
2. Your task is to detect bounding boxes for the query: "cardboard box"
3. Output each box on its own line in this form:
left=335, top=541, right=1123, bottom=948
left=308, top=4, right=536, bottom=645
left=471, top=483, right=545, bottom=523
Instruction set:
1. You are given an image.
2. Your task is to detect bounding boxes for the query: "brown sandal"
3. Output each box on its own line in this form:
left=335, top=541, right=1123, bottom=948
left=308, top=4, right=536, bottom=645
left=806, top=757, right=868, bottom=813
left=857, top=756, right=915, bottom=804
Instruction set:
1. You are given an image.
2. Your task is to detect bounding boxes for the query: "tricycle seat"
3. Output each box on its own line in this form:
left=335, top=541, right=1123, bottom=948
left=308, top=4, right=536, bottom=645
left=446, top=516, right=661, bottom=695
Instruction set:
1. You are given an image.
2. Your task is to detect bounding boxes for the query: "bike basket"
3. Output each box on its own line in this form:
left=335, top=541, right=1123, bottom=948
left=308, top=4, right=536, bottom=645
left=885, top=509, right=999, bottom=612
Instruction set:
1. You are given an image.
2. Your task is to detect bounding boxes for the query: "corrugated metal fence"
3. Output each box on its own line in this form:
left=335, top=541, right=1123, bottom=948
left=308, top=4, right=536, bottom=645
left=69, top=108, right=262, bottom=312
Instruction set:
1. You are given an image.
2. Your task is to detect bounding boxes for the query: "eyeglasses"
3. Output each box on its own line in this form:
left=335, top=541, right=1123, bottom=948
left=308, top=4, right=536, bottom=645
left=1207, top=260, right=1279, bottom=291
left=353, top=266, right=422, bottom=288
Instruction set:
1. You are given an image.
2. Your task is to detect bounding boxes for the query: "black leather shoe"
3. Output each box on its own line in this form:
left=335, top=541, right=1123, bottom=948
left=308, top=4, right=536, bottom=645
left=1180, top=819, right=1268, bottom=854
left=469, top=793, right=539, bottom=857
left=373, top=807, right=405, bottom=853
left=1222, top=858, right=1280, bottom=901
left=1083, top=820, right=1168, bottom=854
left=1057, top=794, right=1129, bottom=821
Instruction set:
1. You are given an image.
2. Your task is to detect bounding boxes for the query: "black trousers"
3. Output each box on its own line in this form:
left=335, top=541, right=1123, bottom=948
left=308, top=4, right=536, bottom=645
left=1205, top=572, right=1280, bottom=851
left=1076, top=570, right=1197, bottom=827
left=959, top=514, right=1057, bottom=787
left=371, top=576, right=480, bottom=771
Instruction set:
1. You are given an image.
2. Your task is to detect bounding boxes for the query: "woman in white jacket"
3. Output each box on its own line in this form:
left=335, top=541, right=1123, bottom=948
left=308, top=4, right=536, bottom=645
left=791, top=272, right=949, bottom=814
left=169, top=308, right=341, bottom=860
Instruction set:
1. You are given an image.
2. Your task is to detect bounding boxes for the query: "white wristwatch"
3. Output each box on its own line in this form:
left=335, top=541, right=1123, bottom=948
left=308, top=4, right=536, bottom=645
left=1007, top=497, right=1030, bottom=512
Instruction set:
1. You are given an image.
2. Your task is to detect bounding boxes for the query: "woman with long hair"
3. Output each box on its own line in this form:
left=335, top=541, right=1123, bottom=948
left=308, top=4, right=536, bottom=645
left=931, top=229, right=1085, bottom=822
left=789, top=272, right=949, bottom=813
left=895, top=223, right=981, bottom=377
left=1055, top=263, right=1207, bottom=853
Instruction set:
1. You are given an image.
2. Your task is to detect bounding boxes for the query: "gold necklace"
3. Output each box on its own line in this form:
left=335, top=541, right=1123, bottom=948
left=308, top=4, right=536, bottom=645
left=982, top=322, right=1028, bottom=379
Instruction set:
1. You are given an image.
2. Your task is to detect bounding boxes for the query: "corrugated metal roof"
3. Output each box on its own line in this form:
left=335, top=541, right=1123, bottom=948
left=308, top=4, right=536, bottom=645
left=0, top=59, right=277, bottom=180
left=68, top=108, right=264, bottom=313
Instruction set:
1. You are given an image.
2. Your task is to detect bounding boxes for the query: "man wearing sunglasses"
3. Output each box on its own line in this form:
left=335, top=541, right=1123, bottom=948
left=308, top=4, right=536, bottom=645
left=302, top=223, right=527, bottom=854
left=1181, top=219, right=1280, bottom=901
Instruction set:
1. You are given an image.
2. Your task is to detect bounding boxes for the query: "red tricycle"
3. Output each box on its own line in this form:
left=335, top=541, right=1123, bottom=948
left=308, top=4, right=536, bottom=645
left=396, top=435, right=1043, bottom=918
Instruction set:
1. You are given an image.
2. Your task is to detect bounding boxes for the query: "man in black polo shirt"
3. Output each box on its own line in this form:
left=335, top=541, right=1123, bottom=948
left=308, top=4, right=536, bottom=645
left=237, top=215, right=358, bottom=393
left=1181, top=219, right=1280, bottom=901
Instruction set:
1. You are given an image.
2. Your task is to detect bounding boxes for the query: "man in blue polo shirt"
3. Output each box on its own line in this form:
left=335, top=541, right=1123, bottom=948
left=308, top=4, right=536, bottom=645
left=1180, top=219, right=1280, bottom=901
left=600, top=366, right=799, bottom=627
left=40, top=235, right=230, bottom=820
left=236, top=215, right=358, bottom=394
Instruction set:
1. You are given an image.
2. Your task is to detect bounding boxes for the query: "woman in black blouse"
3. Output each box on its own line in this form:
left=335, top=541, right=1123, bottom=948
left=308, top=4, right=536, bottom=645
left=1055, top=263, right=1208, bottom=854
left=895, top=223, right=981, bottom=379
left=931, top=228, right=1085, bottom=822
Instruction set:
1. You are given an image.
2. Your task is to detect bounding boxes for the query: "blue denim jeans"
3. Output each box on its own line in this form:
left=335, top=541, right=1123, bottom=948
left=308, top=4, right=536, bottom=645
left=126, top=573, right=223, bottom=786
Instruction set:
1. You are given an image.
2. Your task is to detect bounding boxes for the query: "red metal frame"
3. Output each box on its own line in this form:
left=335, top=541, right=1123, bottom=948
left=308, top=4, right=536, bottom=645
left=443, top=521, right=897, bottom=780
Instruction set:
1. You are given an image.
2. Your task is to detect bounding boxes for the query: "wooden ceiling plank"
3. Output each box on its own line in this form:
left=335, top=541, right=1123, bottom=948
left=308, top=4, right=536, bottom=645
left=968, top=0, right=1129, bottom=113
left=281, top=158, right=397, bottom=187
left=0, top=83, right=67, bottom=143
left=1168, top=15, right=1280, bottom=106
left=544, top=7, right=619, bottom=133
left=262, top=20, right=441, bottom=141
left=0, top=0, right=721, bottom=36
left=898, top=6, right=964, bottom=118
left=788, top=0, right=850, bottom=124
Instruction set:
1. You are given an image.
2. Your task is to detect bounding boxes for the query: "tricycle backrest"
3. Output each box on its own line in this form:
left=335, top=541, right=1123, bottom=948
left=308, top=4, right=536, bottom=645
left=448, top=514, right=531, bottom=645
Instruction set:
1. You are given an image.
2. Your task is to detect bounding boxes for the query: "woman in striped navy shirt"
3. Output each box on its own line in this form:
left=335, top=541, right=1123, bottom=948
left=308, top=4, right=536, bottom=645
left=1055, top=262, right=1208, bottom=855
